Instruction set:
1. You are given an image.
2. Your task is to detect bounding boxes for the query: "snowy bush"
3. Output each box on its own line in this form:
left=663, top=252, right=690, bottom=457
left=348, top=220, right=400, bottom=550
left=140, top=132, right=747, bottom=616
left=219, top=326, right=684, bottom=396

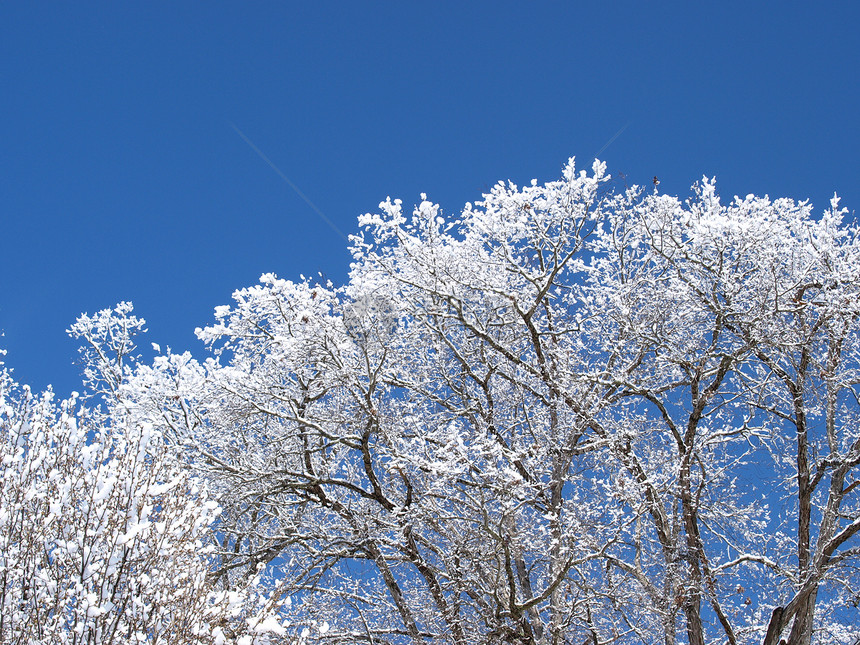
left=0, top=362, right=289, bottom=643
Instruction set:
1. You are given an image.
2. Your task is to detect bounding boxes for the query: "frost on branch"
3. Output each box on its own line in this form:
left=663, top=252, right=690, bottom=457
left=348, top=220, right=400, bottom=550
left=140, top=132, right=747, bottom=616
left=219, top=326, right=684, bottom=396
left=67, top=301, right=146, bottom=399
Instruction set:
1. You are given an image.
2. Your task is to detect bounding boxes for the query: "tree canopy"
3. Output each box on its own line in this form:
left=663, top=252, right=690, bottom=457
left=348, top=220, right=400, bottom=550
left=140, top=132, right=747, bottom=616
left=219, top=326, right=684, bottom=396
left=3, top=159, right=860, bottom=644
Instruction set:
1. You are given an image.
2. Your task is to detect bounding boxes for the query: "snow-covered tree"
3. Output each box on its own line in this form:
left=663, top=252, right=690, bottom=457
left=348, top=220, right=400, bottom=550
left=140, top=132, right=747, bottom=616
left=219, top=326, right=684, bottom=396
left=89, top=160, right=860, bottom=644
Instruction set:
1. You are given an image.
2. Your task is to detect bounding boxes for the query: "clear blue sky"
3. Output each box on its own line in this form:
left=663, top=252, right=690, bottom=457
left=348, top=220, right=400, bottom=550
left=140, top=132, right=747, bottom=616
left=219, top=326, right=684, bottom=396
left=2, top=2, right=859, bottom=395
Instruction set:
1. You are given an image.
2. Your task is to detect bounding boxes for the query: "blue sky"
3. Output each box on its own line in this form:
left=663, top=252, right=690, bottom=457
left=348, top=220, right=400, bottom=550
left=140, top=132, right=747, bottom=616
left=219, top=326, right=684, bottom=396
left=2, top=2, right=859, bottom=396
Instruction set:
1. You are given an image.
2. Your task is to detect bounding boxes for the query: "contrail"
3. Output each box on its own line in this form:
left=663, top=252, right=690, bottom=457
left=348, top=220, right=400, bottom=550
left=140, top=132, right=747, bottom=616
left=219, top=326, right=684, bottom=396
left=593, top=121, right=631, bottom=159
left=228, top=121, right=348, bottom=241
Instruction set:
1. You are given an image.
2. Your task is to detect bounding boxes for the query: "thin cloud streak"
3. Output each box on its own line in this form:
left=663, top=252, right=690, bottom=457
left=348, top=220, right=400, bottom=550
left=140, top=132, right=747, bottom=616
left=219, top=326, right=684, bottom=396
left=228, top=121, right=348, bottom=242
left=593, top=121, right=632, bottom=159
